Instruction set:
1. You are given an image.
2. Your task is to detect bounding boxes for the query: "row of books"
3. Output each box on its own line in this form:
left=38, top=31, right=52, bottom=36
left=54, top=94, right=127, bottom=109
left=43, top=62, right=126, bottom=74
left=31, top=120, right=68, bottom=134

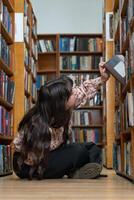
left=31, top=57, right=37, bottom=79
left=114, top=90, right=134, bottom=136
left=114, top=106, right=122, bottom=136
left=24, top=46, right=37, bottom=78
left=24, top=0, right=29, bottom=17
left=102, top=148, right=106, bottom=166
left=59, top=37, right=103, bottom=52
left=64, top=73, right=99, bottom=85
left=121, top=16, right=129, bottom=45
left=38, top=39, right=56, bottom=52
left=60, top=55, right=101, bottom=70
left=32, top=38, right=38, bottom=60
left=0, top=71, right=15, bottom=104
left=0, top=106, right=13, bottom=136
left=70, top=128, right=101, bottom=144
left=125, top=91, right=134, bottom=127
left=72, top=110, right=102, bottom=126
left=124, top=51, right=131, bottom=82
left=124, top=141, right=132, bottom=176
left=0, top=145, right=12, bottom=174
left=24, top=69, right=37, bottom=99
left=114, top=0, right=134, bottom=43
left=129, top=33, right=134, bottom=75
left=36, top=75, right=46, bottom=89
left=32, top=12, right=37, bottom=37
left=36, top=74, right=56, bottom=90
left=24, top=96, right=31, bottom=113
left=113, top=9, right=119, bottom=35
left=84, top=92, right=102, bottom=106
left=113, top=143, right=121, bottom=172
left=24, top=16, right=30, bottom=44
left=113, top=141, right=132, bottom=176
left=24, top=45, right=30, bottom=67
left=24, top=96, right=35, bottom=113
left=0, top=1, right=13, bottom=36
left=32, top=83, right=37, bottom=100
left=115, top=40, right=120, bottom=54
left=0, top=34, right=12, bottom=67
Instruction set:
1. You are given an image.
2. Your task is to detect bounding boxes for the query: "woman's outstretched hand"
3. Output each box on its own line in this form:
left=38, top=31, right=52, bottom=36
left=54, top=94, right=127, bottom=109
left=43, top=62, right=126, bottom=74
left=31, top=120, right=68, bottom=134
left=99, top=62, right=110, bottom=82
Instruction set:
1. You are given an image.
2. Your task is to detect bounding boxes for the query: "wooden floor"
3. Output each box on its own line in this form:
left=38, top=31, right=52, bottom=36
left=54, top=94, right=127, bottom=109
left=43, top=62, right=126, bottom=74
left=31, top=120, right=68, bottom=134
left=0, top=169, right=134, bottom=200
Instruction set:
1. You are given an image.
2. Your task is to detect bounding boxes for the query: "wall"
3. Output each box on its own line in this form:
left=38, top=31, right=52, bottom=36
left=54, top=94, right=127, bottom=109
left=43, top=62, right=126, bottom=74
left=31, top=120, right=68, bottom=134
left=31, top=0, right=103, bottom=34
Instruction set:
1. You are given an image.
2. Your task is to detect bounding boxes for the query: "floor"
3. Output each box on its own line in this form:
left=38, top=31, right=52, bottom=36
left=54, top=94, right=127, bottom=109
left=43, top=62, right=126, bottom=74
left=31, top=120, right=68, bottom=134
left=0, top=169, right=134, bottom=200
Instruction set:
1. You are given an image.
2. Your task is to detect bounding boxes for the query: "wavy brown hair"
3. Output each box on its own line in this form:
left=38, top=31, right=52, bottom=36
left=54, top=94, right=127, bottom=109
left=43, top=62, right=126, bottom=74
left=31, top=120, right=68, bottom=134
left=17, top=76, right=73, bottom=179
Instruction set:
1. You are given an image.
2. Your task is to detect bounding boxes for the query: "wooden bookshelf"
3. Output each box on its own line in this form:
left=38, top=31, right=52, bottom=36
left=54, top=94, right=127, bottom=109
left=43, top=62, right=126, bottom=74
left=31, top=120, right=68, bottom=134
left=0, top=0, right=15, bottom=176
left=37, top=33, right=105, bottom=148
left=14, top=0, right=38, bottom=134
left=106, top=0, right=134, bottom=182
left=102, top=0, right=115, bottom=169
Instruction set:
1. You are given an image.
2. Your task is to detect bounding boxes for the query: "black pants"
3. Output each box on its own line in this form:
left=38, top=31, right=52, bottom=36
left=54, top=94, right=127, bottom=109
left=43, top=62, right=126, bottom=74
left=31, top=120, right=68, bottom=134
left=13, top=142, right=102, bottom=179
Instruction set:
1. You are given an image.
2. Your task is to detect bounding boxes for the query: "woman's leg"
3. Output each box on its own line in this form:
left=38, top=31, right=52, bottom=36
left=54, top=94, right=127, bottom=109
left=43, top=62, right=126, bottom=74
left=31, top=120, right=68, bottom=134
left=13, top=142, right=102, bottom=179
left=82, top=142, right=102, bottom=164
left=44, top=142, right=102, bottom=179
left=69, top=142, right=103, bottom=179
left=43, top=143, right=89, bottom=178
left=13, top=143, right=89, bottom=179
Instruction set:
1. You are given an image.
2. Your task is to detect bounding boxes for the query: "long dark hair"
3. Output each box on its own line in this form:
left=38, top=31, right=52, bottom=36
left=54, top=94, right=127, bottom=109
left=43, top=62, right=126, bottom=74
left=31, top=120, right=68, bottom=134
left=18, top=75, right=73, bottom=179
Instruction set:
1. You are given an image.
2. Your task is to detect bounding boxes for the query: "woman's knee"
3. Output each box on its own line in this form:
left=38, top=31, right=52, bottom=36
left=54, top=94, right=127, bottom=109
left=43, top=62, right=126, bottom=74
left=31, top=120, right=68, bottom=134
left=70, top=144, right=89, bottom=168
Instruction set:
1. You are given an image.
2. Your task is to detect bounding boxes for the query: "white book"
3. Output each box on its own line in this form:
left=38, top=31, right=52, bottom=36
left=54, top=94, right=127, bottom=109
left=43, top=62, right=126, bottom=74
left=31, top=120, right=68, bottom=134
left=127, top=92, right=134, bottom=126
left=70, top=37, right=76, bottom=52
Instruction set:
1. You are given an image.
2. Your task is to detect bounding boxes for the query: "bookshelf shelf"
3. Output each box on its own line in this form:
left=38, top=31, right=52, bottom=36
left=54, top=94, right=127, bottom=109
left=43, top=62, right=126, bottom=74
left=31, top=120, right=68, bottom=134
left=115, top=135, right=121, bottom=141
left=3, top=0, right=14, bottom=12
left=60, top=51, right=103, bottom=55
left=114, top=22, right=120, bottom=41
left=121, top=0, right=128, bottom=17
left=1, top=23, right=14, bottom=44
left=76, top=106, right=103, bottom=110
left=0, top=0, right=15, bottom=176
left=38, top=52, right=57, bottom=55
left=0, top=58, right=13, bottom=77
left=72, top=125, right=103, bottom=128
left=0, top=136, right=14, bottom=142
left=0, top=97, right=13, bottom=111
left=121, top=32, right=129, bottom=54
left=60, top=69, right=100, bottom=73
left=116, top=170, right=134, bottom=183
left=113, top=0, right=119, bottom=11
left=37, top=70, right=57, bottom=74
left=0, top=171, right=13, bottom=177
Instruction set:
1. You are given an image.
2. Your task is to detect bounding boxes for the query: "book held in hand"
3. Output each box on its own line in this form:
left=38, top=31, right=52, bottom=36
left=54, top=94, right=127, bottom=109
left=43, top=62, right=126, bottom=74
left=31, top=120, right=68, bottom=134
left=104, top=55, right=126, bottom=86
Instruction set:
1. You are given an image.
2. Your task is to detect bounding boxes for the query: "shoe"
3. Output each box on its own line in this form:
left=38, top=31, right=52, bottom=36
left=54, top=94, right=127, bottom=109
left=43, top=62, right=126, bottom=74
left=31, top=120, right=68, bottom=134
left=70, top=163, right=102, bottom=179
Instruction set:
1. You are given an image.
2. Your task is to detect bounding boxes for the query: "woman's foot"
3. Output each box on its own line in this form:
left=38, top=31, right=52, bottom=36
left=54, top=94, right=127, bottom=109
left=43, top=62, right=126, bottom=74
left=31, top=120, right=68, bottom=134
left=69, top=163, right=102, bottom=179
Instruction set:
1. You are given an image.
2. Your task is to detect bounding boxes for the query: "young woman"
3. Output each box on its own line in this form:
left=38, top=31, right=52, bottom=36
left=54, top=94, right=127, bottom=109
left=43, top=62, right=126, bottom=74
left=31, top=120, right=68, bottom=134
left=13, top=62, right=109, bottom=180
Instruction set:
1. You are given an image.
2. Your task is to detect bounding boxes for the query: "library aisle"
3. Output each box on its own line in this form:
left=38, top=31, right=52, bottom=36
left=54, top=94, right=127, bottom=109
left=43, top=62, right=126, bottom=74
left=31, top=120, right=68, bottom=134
left=0, top=169, right=134, bottom=200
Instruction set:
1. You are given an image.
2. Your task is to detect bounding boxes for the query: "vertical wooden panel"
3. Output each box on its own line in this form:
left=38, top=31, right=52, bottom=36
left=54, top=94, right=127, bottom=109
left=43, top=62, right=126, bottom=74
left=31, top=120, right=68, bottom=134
left=13, top=43, right=25, bottom=133
left=105, top=0, right=113, bottom=12
left=105, top=0, right=115, bottom=168
left=106, top=76, right=115, bottom=167
left=131, top=128, right=134, bottom=176
left=14, top=0, right=24, bottom=12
